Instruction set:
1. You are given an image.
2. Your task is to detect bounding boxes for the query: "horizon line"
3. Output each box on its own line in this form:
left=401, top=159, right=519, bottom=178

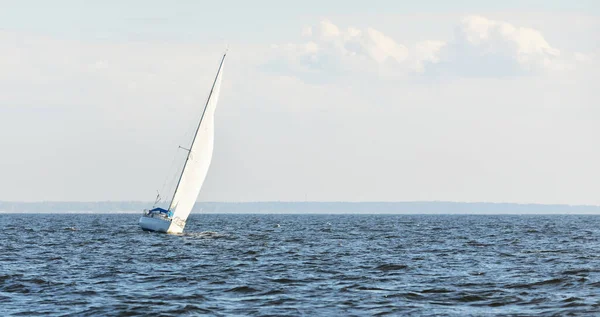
left=1, top=200, right=599, bottom=207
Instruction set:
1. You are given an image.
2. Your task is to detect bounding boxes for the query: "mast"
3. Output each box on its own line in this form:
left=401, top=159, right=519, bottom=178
left=168, top=52, right=227, bottom=212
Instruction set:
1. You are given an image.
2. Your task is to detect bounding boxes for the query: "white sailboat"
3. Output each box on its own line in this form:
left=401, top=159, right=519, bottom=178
left=139, top=53, right=226, bottom=234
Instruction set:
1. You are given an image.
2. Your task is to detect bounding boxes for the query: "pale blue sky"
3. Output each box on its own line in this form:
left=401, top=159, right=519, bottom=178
left=1, top=1, right=598, bottom=41
left=0, top=1, right=598, bottom=204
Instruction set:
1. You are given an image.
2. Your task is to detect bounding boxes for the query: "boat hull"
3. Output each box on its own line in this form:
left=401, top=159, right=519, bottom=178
left=138, top=216, right=184, bottom=234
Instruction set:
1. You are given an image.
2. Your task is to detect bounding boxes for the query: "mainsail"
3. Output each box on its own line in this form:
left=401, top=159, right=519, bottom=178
left=168, top=53, right=226, bottom=227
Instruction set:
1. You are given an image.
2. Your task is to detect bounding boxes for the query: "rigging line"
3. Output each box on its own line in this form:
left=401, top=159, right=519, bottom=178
left=167, top=52, right=227, bottom=212
left=157, top=146, right=182, bottom=202
left=154, top=106, right=198, bottom=207
left=160, top=108, right=205, bottom=203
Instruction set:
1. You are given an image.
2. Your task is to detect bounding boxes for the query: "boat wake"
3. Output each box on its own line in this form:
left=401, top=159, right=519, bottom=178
left=183, top=231, right=229, bottom=239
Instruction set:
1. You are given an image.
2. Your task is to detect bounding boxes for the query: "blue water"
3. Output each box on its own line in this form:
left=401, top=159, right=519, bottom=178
left=1, top=214, right=599, bottom=316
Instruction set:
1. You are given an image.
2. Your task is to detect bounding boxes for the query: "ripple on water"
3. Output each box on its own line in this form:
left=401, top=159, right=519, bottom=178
left=0, top=214, right=599, bottom=316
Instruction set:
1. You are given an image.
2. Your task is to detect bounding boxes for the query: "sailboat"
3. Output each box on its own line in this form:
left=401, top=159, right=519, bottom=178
left=139, top=52, right=226, bottom=234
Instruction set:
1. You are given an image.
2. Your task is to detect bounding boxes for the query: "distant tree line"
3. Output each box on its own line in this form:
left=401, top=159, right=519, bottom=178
left=1, top=201, right=599, bottom=214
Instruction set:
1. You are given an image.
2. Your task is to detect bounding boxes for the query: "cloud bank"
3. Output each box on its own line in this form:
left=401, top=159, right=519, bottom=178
left=270, top=15, right=588, bottom=78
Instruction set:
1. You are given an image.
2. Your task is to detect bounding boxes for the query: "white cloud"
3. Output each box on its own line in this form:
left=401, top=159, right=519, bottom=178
left=414, top=40, right=446, bottom=72
left=267, top=19, right=411, bottom=78
left=270, top=16, right=593, bottom=78
left=425, top=15, right=563, bottom=76
left=319, top=19, right=341, bottom=38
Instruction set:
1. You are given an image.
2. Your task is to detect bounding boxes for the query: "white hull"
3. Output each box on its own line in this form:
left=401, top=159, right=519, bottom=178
left=138, top=215, right=184, bottom=234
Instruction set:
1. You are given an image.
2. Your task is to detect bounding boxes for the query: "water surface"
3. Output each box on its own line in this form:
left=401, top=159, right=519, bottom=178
left=1, top=214, right=599, bottom=316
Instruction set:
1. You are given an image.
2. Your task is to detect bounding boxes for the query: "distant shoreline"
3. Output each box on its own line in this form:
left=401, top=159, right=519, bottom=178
left=1, top=201, right=599, bottom=214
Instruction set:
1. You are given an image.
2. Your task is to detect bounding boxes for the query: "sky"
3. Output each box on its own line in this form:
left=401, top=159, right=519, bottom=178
left=0, top=1, right=598, bottom=204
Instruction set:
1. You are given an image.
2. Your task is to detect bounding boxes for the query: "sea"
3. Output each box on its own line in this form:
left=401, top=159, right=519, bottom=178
left=1, top=214, right=599, bottom=316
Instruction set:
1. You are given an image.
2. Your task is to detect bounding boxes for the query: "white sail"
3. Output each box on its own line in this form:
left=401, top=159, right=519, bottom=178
left=166, top=55, right=225, bottom=232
